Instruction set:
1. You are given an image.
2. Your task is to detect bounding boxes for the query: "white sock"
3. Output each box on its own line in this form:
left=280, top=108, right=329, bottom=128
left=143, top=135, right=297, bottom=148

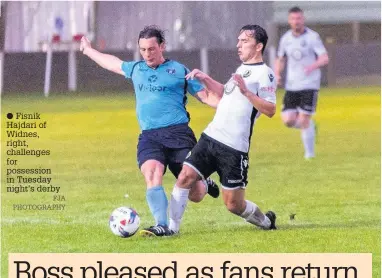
left=240, top=200, right=271, bottom=229
left=169, top=185, right=190, bottom=233
left=301, top=119, right=315, bottom=158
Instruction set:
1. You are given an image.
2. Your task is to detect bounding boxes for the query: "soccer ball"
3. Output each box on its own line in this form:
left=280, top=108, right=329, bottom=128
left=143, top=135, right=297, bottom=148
left=109, top=207, right=140, bottom=238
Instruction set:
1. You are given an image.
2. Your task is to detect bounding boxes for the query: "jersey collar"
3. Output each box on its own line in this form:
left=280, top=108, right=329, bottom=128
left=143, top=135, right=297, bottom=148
left=292, top=27, right=308, bottom=38
left=146, top=59, right=171, bottom=70
left=242, top=62, right=264, bottom=66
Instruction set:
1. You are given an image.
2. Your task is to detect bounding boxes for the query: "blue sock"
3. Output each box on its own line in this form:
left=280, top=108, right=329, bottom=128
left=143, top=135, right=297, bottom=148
left=146, top=185, right=168, bottom=227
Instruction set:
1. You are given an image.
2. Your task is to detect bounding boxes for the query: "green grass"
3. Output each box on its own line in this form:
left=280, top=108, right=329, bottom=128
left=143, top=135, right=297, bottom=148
left=1, top=87, right=381, bottom=277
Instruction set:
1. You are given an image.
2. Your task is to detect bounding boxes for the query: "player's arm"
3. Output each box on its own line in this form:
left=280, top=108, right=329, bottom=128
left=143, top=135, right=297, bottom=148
left=274, top=57, right=286, bottom=86
left=304, top=53, right=329, bottom=75
left=232, top=74, right=276, bottom=118
left=80, top=36, right=124, bottom=76
left=274, top=36, right=286, bottom=86
left=185, top=69, right=223, bottom=108
left=304, top=34, right=330, bottom=75
left=194, top=89, right=221, bottom=108
left=186, top=69, right=224, bottom=98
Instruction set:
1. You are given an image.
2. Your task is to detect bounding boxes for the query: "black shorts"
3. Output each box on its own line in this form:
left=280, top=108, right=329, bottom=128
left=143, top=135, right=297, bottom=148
left=282, top=90, right=318, bottom=114
left=137, top=123, right=197, bottom=178
left=184, top=133, right=249, bottom=189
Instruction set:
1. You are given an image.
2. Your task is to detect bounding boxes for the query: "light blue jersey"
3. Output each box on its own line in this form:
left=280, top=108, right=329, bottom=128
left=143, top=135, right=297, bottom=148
left=121, top=60, right=204, bottom=131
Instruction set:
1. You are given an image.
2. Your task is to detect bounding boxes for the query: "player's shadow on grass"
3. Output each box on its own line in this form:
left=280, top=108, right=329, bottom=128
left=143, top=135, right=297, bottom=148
left=277, top=219, right=379, bottom=230
left=190, top=219, right=379, bottom=235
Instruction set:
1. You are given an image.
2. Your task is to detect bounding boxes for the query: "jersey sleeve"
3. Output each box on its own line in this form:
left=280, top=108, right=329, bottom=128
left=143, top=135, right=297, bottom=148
left=257, top=69, right=277, bottom=104
left=312, top=33, right=327, bottom=56
left=121, top=61, right=137, bottom=79
left=277, top=35, right=287, bottom=58
left=184, top=67, right=204, bottom=96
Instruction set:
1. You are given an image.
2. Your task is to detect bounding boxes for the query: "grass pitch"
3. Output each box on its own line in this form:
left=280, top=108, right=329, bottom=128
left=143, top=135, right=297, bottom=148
left=1, top=87, right=380, bottom=277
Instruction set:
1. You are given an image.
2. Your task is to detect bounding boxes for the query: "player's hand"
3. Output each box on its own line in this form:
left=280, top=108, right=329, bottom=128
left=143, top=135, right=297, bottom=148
left=232, top=74, right=249, bottom=96
left=186, top=69, right=208, bottom=81
left=80, top=36, right=92, bottom=54
left=304, top=65, right=315, bottom=76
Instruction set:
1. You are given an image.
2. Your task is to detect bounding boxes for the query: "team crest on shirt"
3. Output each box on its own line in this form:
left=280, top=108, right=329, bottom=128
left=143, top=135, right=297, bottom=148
left=166, top=68, right=176, bottom=75
left=301, top=40, right=307, bottom=47
left=291, top=49, right=303, bottom=60
left=148, top=75, right=158, bottom=83
left=268, top=74, right=274, bottom=82
left=224, top=80, right=236, bottom=95
left=242, top=70, right=251, bottom=78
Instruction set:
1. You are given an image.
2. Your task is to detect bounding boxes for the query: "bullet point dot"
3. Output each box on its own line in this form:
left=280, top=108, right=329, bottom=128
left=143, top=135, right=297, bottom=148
left=7, top=113, right=13, bottom=119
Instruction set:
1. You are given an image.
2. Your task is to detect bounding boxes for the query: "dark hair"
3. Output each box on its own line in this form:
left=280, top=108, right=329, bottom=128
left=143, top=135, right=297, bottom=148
left=289, top=6, right=303, bottom=14
left=240, top=25, right=268, bottom=54
left=138, top=25, right=165, bottom=45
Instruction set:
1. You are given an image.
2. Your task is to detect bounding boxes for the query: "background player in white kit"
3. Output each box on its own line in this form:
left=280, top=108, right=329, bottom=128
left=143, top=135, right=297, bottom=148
left=275, top=7, right=329, bottom=159
left=168, top=25, right=277, bottom=234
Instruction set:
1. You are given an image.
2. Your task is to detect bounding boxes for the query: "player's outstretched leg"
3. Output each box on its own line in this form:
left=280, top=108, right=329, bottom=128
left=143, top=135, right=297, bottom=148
left=188, top=178, right=219, bottom=202
left=168, top=153, right=219, bottom=203
left=139, top=160, right=173, bottom=237
left=169, top=165, right=200, bottom=233
left=222, top=188, right=277, bottom=230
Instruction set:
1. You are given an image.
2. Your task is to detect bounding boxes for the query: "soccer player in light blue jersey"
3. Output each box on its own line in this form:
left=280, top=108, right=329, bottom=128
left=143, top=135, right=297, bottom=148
left=80, top=25, right=221, bottom=237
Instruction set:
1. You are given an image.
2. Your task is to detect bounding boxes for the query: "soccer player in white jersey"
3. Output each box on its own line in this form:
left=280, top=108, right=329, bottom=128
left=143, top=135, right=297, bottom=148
left=275, top=7, right=329, bottom=159
left=168, top=25, right=277, bottom=234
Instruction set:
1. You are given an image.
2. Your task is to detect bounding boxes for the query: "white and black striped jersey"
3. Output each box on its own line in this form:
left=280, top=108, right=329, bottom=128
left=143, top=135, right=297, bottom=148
left=203, top=62, right=277, bottom=153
